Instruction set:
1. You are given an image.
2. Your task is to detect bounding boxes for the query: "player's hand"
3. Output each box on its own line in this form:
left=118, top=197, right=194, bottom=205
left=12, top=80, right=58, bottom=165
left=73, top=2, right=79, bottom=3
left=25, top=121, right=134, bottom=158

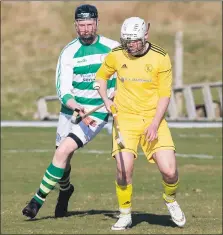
left=144, top=122, right=158, bottom=142
left=104, top=98, right=116, bottom=113
left=109, top=91, right=116, bottom=101
left=77, top=110, right=97, bottom=127
left=71, top=105, right=85, bottom=124
left=74, top=104, right=85, bottom=113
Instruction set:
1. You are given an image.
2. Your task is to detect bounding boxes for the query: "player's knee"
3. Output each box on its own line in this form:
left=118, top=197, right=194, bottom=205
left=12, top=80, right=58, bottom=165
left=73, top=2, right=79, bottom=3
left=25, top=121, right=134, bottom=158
left=54, top=145, right=73, bottom=162
left=163, top=168, right=178, bottom=182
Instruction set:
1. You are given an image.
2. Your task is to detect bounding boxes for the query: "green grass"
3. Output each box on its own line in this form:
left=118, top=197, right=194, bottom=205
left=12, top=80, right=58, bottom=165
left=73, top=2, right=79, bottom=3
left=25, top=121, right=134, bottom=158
left=1, top=1, right=222, bottom=120
left=1, top=127, right=222, bottom=234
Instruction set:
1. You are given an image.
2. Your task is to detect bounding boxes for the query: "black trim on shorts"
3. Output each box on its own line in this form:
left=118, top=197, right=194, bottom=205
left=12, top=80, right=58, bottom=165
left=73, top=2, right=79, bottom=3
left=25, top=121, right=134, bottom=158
left=67, top=133, right=83, bottom=148
left=147, top=145, right=175, bottom=158
left=150, top=145, right=175, bottom=152
left=112, top=148, right=137, bottom=157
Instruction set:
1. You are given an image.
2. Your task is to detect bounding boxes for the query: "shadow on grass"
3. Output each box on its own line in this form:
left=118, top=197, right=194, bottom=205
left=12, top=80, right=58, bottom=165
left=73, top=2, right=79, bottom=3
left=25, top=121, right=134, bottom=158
left=25, top=209, right=176, bottom=228
left=104, top=211, right=176, bottom=228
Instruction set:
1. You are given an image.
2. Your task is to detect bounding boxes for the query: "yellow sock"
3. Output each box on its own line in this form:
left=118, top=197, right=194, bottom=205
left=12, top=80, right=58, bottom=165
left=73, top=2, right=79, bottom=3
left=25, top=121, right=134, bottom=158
left=162, top=179, right=179, bottom=203
left=115, top=181, right=132, bottom=214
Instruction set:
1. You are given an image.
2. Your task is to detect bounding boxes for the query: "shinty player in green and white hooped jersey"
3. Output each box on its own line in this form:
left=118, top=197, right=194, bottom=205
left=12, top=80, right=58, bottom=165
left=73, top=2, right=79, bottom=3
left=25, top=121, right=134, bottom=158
left=22, top=4, right=119, bottom=220
left=55, top=33, right=119, bottom=145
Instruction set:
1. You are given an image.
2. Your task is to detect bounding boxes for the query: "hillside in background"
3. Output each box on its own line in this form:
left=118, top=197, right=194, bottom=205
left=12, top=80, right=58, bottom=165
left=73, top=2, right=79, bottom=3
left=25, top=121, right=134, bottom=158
left=1, top=1, right=222, bottom=120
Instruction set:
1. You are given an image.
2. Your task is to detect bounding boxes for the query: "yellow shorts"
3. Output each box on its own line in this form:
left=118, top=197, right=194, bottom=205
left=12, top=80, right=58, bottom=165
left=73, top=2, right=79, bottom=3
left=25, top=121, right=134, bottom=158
left=112, top=113, right=175, bottom=163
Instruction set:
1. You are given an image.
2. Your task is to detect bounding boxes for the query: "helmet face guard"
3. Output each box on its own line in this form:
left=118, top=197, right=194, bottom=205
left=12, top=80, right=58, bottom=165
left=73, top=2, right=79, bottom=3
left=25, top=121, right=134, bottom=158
left=120, top=37, right=145, bottom=56
left=74, top=4, right=98, bottom=44
left=120, top=17, right=147, bottom=56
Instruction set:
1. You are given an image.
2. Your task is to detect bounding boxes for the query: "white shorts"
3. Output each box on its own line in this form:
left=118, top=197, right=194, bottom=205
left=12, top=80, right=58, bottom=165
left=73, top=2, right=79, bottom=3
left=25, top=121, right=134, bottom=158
left=56, top=112, right=107, bottom=147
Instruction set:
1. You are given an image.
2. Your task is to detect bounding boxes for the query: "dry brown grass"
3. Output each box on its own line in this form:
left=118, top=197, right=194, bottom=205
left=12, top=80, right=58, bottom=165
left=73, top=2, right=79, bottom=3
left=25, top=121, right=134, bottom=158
left=95, top=1, right=221, bottom=25
left=1, top=1, right=222, bottom=120
left=181, top=164, right=222, bottom=172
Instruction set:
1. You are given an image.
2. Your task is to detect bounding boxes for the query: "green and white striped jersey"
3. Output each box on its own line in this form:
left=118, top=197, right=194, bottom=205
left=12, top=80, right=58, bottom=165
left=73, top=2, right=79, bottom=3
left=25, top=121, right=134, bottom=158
left=56, top=35, right=120, bottom=122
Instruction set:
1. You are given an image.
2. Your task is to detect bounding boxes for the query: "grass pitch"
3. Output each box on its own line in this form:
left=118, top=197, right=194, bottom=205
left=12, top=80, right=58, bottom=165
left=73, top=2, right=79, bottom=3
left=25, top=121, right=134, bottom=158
left=1, top=127, right=222, bottom=234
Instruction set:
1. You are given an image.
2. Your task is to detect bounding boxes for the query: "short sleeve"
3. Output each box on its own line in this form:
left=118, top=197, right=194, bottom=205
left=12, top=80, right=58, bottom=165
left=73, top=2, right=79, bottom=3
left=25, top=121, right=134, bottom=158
left=96, top=52, right=116, bottom=81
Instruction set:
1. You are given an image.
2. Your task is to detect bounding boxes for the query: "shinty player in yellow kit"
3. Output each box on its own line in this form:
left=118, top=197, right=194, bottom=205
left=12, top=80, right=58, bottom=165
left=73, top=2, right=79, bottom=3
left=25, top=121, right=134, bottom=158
left=95, top=17, right=186, bottom=230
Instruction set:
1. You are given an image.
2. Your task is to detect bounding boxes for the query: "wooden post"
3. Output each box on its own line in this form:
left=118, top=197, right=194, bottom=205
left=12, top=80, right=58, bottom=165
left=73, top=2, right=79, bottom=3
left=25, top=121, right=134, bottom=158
left=183, top=86, right=197, bottom=120
left=202, top=85, right=215, bottom=119
left=217, top=86, right=222, bottom=108
left=174, top=30, right=184, bottom=117
left=174, top=31, right=183, bottom=88
left=168, top=91, right=178, bottom=119
left=36, top=97, right=49, bottom=120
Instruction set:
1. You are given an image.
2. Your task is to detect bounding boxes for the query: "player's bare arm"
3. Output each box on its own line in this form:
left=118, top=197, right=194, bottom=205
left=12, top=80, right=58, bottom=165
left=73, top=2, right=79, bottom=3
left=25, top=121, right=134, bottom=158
left=66, top=98, right=85, bottom=112
left=145, top=51, right=172, bottom=142
left=96, top=79, right=114, bottom=112
left=144, top=97, right=170, bottom=142
left=152, top=97, right=170, bottom=126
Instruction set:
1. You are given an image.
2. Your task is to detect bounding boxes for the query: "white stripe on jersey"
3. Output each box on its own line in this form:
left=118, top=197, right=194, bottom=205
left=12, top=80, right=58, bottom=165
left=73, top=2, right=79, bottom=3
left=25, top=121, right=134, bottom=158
left=99, top=36, right=120, bottom=49
left=73, top=73, right=116, bottom=83
left=73, top=73, right=95, bottom=83
left=72, top=54, right=107, bottom=68
left=71, top=87, right=114, bottom=99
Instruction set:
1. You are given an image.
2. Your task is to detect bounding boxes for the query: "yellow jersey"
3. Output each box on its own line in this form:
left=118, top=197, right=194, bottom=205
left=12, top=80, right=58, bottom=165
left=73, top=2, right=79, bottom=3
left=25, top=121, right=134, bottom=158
left=96, top=42, right=172, bottom=117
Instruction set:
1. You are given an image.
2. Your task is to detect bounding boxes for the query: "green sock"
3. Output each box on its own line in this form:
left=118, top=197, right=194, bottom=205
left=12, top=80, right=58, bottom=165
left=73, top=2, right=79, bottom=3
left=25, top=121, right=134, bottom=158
left=33, top=163, right=64, bottom=206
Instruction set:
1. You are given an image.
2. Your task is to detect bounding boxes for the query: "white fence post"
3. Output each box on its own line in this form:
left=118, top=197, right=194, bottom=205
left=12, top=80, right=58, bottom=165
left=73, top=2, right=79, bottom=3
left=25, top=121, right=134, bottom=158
left=174, top=31, right=184, bottom=117
left=174, top=31, right=183, bottom=88
left=202, top=84, right=215, bottom=119
left=183, top=86, right=197, bottom=120
left=217, top=86, right=222, bottom=108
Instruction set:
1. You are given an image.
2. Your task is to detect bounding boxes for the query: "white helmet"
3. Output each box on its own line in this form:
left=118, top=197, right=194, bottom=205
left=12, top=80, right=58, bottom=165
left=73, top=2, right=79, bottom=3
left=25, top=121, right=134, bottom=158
left=121, top=17, right=147, bottom=40
left=120, top=17, right=147, bottom=55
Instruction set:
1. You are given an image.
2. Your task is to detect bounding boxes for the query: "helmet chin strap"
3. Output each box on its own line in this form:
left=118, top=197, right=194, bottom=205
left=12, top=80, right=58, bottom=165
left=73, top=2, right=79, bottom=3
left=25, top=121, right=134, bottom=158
left=123, top=38, right=147, bottom=56
left=130, top=40, right=146, bottom=56
left=136, top=41, right=149, bottom=56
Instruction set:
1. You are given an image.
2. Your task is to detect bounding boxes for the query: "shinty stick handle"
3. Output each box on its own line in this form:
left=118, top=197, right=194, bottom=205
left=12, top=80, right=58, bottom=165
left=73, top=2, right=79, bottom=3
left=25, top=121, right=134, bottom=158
left=74, top=103, right=105, bottom=124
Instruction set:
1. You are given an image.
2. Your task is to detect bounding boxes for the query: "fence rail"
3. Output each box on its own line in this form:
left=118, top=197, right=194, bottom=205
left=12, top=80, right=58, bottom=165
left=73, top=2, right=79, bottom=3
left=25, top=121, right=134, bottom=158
left=36, top=82, right=222, bottom=122
left=167, top=82, right=222, bottom=121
